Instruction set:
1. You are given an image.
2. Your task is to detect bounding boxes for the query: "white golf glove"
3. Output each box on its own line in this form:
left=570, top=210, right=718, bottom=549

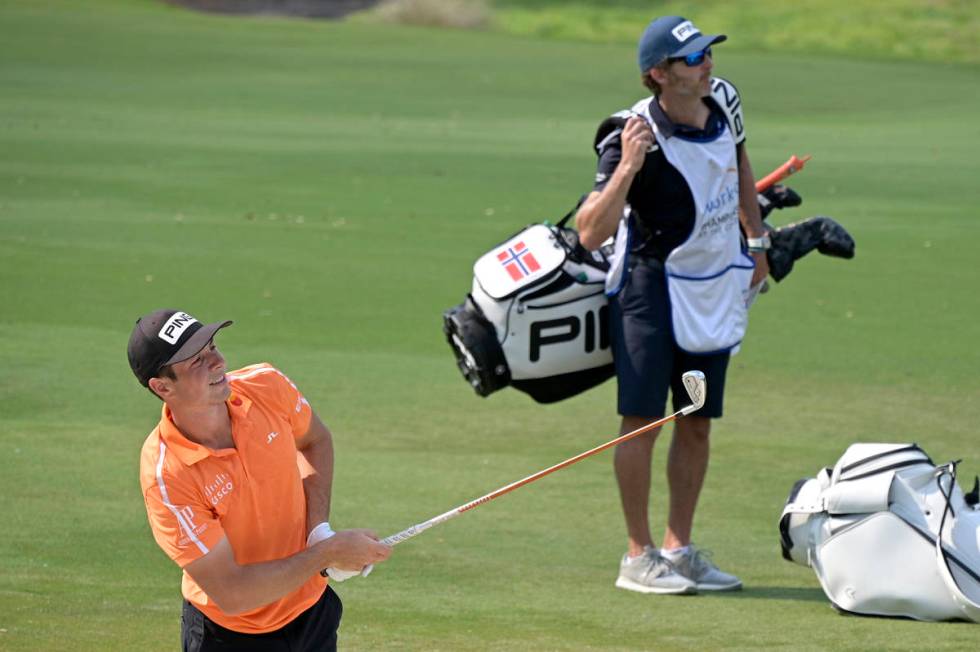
left=307, top=522, right=371, bottom=582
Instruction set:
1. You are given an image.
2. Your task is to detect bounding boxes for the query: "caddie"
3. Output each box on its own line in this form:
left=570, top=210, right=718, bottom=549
left=128, top=308, right=390, bottom=651
left=576, top=15, right=768, bottom=594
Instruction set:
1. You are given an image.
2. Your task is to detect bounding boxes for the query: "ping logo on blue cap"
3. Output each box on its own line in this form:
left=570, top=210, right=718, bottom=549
left=672, top=21, right=698, bottom=41
left=158, top=312, right=198, bottom=344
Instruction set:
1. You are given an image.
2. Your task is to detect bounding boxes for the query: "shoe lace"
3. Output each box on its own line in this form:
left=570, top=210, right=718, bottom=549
left=687, top=546, right=718, bottom=575
left=637, top=549, right=672, bottom=579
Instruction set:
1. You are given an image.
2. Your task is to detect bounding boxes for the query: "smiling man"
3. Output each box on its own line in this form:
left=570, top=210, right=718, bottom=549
left=128, top=308, right=389, bottom=651
left=576, top=16, right=769, bottom=595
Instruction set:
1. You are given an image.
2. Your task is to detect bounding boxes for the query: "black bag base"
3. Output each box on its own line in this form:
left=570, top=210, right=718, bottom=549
left=512, top=364, right=615, bottom=404
left=443, top=296, right=510, bottom=398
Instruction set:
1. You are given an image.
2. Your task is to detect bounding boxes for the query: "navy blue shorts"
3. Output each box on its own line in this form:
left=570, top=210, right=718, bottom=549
left=609, top=256, right=730, bottom=419
left=181, top=586, right=342, bottom=652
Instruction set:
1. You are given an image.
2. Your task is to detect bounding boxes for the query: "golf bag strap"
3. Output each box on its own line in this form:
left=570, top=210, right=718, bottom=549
left=934, top=463, right=980, bottom=623
left=556, top=207, right=575, bottom=229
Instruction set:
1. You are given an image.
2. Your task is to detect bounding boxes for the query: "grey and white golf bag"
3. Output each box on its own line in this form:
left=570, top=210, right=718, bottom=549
left=443, top=212, right=614, bottom=403
left=779, top=443, right=980, bottom=622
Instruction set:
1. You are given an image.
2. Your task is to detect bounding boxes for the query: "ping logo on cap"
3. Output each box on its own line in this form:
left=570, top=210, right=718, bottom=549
left=158, top=312, right=198, bottom=344
left=672, top=20, right=698, bottom=41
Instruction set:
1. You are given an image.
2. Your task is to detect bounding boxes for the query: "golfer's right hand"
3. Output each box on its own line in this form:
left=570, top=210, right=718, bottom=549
left=317, top=528, right=391, bottom=572
left=619, top=116, right=653, bottom=173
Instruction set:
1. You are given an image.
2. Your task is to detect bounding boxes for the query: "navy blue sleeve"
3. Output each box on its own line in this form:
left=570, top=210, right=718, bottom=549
left=593, top=142, right=622, bottom=192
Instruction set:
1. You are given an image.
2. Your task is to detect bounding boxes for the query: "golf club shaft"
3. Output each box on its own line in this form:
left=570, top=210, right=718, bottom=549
left=380, top=406, right=692, bottom=547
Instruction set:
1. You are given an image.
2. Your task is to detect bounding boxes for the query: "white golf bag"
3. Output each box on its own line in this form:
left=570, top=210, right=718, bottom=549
left=443, top=213, right=614, bottom=403
left=779, top=443, right=980, bottom=622
left=442, top=194, right=855, bottom=403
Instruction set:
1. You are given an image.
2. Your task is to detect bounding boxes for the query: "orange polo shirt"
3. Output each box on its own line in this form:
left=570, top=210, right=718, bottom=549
left=139, top=363, right=326, bottom=634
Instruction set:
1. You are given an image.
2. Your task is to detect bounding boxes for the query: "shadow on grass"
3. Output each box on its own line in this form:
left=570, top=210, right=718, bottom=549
left=705, top=586, right=827, bottom=602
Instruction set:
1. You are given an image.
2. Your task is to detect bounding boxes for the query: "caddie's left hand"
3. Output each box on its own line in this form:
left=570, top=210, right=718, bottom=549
left=751, top=251, right=769, bottom=286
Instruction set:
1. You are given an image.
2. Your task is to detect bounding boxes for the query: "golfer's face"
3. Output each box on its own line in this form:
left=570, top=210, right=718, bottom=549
left=169, top=340, right=230, bottom=405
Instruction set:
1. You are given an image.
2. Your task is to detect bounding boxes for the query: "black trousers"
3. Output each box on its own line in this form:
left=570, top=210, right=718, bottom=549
left=182, top=586, right=343, bottom=652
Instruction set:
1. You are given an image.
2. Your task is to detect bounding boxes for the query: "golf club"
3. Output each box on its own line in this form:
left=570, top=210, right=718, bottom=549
left=326, top=371, right=705, bottom=577
left=380, top=369, right=706, bottom=547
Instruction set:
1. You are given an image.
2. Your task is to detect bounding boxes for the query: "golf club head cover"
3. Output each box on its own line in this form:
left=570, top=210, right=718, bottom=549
left=757, top=184, right=802, bottom=220
left=767, top=216, right=856, bottom=282
left=965, top=476, right=980, bottom=507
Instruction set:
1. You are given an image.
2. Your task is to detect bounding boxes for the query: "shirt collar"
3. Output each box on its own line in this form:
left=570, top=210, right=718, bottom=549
left=157, top=392, right=253, bottom=466
left=647, top=95, right=724, bottom=140
left=647, top=96, right=678, bottom=138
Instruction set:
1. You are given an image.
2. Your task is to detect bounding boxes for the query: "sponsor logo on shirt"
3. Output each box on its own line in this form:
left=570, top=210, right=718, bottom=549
left=204, top=472, right=235, bottom=507
left=267, top=431, right=279, bottom=444
left=176, top=506, right=209, bottom=546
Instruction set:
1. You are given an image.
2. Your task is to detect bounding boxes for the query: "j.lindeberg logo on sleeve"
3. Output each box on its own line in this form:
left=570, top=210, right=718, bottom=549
left=158, top=312, right=198, bottom=344
left=672, top=21, right=697, bottom=41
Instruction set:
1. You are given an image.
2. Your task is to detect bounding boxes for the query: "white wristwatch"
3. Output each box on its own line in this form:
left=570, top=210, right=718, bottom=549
left=746, top=235, right=771, bottom=252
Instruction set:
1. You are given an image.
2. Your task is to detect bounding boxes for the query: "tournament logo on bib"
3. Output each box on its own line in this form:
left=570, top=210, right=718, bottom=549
left=497, top=241, right=541, bottom=281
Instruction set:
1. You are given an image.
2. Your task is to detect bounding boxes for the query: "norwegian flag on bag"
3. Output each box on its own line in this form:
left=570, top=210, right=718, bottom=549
left=473, top=225, right=566, bottom=299
left=497, top=241, right=541, bottom=281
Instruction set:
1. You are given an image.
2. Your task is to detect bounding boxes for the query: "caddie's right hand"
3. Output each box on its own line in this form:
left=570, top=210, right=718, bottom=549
left=619, top=116, right=653, bottom=173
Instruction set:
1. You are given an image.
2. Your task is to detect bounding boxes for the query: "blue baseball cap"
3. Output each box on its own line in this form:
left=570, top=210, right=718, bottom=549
left=638, top=16, right=727, bottom=72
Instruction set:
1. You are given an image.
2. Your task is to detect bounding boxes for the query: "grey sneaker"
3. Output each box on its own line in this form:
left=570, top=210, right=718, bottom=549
left=615, top=546, right=697, bottom=595
left=670, top=545, right=742, bottom=591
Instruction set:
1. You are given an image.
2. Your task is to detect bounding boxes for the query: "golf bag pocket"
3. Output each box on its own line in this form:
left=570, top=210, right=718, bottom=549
left=444, top=219, right=614, bottom=403
left=780, top=443, right=980, bottom=622
left=472, top=224, right=568, bottom=300
left=816, top=511, right=963, bottom=621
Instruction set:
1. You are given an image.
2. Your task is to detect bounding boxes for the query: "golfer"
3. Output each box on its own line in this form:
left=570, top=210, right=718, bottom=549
left=576, top=16, right=769, bottom=594
left=129, top=308, right=390, bottom=650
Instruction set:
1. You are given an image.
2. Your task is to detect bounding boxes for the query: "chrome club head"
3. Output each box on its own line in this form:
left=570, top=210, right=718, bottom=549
left=680, top=370, right=706, bottom=415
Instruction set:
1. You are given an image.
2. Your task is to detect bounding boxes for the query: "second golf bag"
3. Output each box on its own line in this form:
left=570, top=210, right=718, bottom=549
left=779, top=443, right=980, bottom=622
left=443, top=212, right=614, bottom=403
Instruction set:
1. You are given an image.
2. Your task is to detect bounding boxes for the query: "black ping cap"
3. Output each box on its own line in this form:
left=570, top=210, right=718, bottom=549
left=127, top=309, right=232, bottom=387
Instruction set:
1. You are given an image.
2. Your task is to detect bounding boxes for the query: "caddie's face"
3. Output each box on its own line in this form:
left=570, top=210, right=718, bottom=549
left=662, top=49, right=713, bottom=97
left=162, top=340, right=230, bottom=407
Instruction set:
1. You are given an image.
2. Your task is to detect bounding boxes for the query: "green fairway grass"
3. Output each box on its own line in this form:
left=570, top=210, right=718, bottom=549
left=489, top=0, right=980, bottom=64
left=2, top=1, right=979, bottom=650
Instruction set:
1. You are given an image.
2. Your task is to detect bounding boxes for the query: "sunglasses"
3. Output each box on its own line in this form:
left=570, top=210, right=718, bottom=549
left=669, top=47, right=712, bottom=67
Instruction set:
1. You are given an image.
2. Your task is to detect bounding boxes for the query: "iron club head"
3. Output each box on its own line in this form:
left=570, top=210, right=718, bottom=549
left=680, top=370, right=706, bottom=415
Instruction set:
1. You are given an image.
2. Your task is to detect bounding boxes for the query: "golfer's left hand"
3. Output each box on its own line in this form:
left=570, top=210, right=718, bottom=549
left=751, top=251, right=769, bottom=286
left=307, top=522, right=387, bottom=581
left=326, top=566, right=369, bottom=582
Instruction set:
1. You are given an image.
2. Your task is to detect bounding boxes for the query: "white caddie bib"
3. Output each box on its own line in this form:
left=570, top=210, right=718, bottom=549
left=635, top=98, right=755, bottom=353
